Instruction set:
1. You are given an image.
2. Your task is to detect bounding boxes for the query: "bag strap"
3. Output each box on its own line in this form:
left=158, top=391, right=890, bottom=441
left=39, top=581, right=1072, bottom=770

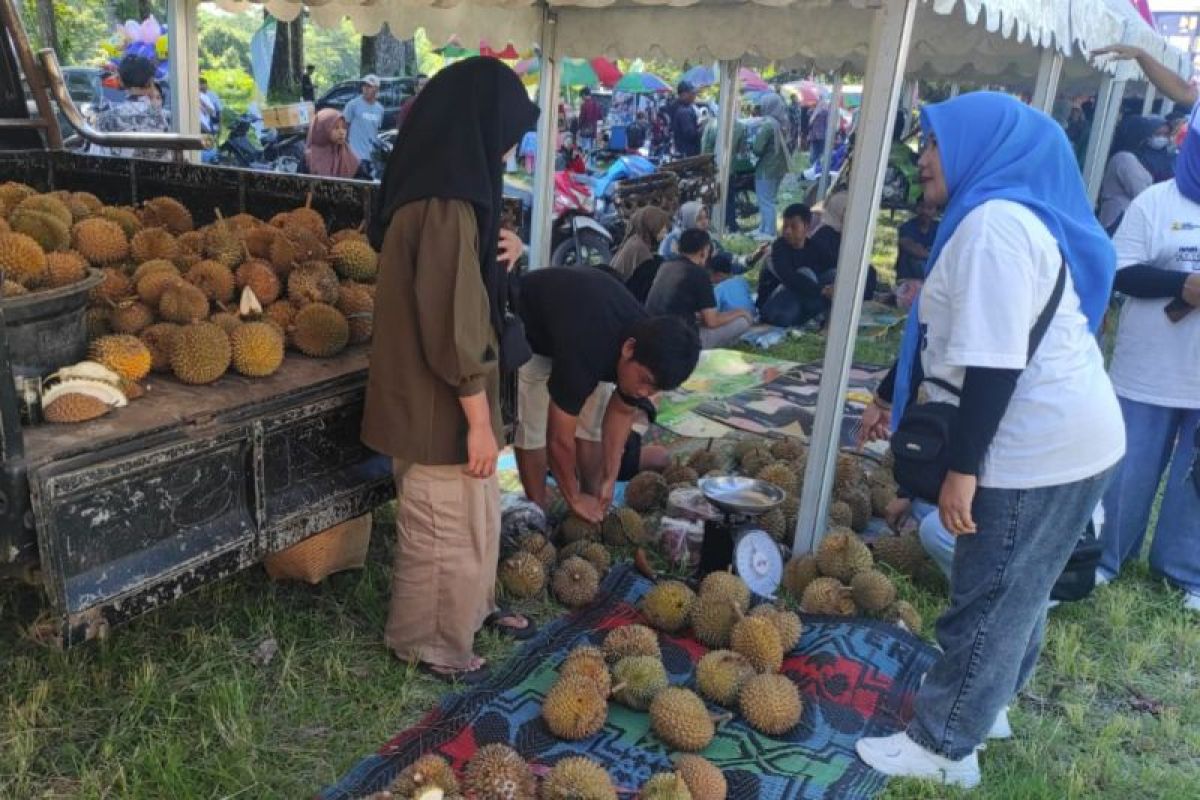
left=1027, top=258, right=1067, bottom=363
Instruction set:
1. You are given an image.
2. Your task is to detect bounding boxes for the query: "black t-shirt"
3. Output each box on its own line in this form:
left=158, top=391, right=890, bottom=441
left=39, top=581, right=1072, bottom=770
left=300, top=74, right=315, bottom=102
left=518, top=267, right=647, bottom=415
left=644, top=258, right=717, bottom=323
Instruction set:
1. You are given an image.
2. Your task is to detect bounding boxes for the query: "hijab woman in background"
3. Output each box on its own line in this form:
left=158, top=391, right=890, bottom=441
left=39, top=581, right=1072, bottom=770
left=1099, top=106, right=1200, bottom=614
left=304, top=108, right=360, bottom=179
left=611, top=205, right=671, bottom=280
left=1098, top=115, right=1170, bottom=233
left=751, top=93, right=791, bottom=239
left=361, top=57, right=539, bottom=683
left=659, top=200, right=770, bottom=271
left=857, top=93, right=1124, bottom=789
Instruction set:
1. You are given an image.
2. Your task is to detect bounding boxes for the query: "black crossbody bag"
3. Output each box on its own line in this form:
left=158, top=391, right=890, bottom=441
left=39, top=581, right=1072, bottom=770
left=891, top=261, right=1067, bottom=503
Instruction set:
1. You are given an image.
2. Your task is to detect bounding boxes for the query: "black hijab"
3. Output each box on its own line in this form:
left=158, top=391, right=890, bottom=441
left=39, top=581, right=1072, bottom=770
left=370, top=57, right=539, bottom=336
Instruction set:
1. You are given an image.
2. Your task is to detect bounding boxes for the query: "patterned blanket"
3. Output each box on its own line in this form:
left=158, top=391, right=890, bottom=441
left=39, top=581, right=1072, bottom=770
left=318, top=565, right=937, bottom=800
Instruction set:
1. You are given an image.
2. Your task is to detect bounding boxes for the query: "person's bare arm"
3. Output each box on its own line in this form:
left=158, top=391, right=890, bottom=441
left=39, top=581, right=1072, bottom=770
left=459, top=392, right=498, bottom=478
left=699, top=307, right=751, bottom=328
left=547, top=402, right=605, bottom=522
left=597, top=395, right=637, bottom=510
left=1093, top=44, right=1197, bottom=106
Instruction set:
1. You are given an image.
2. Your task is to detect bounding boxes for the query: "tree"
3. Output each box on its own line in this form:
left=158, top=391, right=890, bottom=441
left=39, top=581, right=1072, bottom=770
left=267, top=13, right=304, bottom=102
left=359, top=24, right=411, bottom=78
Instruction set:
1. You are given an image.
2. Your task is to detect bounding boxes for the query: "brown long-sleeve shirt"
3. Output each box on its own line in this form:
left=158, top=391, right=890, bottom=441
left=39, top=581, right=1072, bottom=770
left=361, top=198, right=502, bottom=465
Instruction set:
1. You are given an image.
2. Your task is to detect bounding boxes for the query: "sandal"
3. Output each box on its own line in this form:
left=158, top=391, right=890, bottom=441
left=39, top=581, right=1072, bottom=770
left=417, top=660, right=491, bottom=686
left=483, top=608, right=538, bottom=641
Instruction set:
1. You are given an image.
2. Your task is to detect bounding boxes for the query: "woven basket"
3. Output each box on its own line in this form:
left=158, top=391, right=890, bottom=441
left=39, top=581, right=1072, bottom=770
left=264, top=514, right=372, bottom=584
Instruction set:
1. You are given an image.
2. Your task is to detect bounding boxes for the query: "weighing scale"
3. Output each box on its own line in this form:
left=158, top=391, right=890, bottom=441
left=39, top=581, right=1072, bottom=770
left=696, top=476, right=787, bottom=597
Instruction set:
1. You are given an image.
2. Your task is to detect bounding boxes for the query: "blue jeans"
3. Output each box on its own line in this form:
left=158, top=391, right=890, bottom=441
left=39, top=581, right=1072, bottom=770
left=913, top=499, right=954, bottom=580
left=1100, top=397, right=1200, bottom=594
left=908, top=468, right=1114, bottom=759
left=810, top=140, right=825, bottom=171
left=756, top=175, right=780, bottom=237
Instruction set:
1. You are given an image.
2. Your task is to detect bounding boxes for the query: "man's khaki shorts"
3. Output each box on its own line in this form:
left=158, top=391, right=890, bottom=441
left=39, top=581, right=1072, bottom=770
left=515, top=354, right=613, bottom=449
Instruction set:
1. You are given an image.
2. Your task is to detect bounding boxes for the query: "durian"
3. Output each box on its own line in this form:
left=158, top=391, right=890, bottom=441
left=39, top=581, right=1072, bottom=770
left=109, top=301, right=155, bottom=335
left=781, top=554, right=820, bottom=601
left=0, top=232, right=47, bottom=286
left=625, top=472, right=668, bottom=513
left=290, top=303, right=349, bottom=357
left=43, top=251, right=88, bottom=288
left=749, top=605, right=802, bottom=652
left=738, top=447, right=772, bottom=477
left=870, top=481, right=898, bottom=518
left=756, top=507, right=787, bottom=543
left=769, top=438, right=806, bottom=463
left=229, top=321, right=284, bottom=377
left=141, top=196, right=194, bottom=234
left=756, top=462, right=797, bottom=494
left=730, top=614, right=784, bottom=673
left=1, top=278, right=25, bottom=296
left=202, top=220, right=244, bottom=267
left=738, top=673, right=802, bottom=736
left=41, top=378, right=127, bottom=423
left=541, top=757, right=617, bottom=800
left=815, top=529, right=873, bottom=581
left=264, top=300, right=296, bottom=334
left=558, top=541, right=611, bottom=576
left=170, top=322, right=231, bottom=385
left=840, top=485, right=872, bottom=532
left=662, top=462, right=699, bottom=487
left=517, top=532, right=557, bottom=569
left=850, top=569, right=897, bottom=612
left=601, top=506, right=646, bottom=546
left=871, top=532, right=929, bottom=578
left=72, top=218, right=129, bottom=265
left=611, top=655, right=668, bottom=710
left=641, top=773, right=692, bottom=800
left=158, top=280, right=210, bottom=324
left=98, top=205, right=142, bottom=237
left=542, top=674, right=608, bottom=740
left=185, top=260, right=236, bottom=304
left=695, top=650, right=756, bottom=706
left=337, top=280, right=374, bottom=344
left=330, top=239, right=378, bottom=282
left=13, top=194, right=72, bottom=226
left=89, top=335, right=152, bottom=381
left=559, top=513, right=601, bottom=544
left=498, top=551, right=546, bottom=599
left=139, top=322, right=180, bottom=372
left=552, top=556, right=599, bottom=608
left=649, top=687, right=718, bottom=752
left=800, top=577, right=856, bottom=616
left=673, top=755, right=727, bottom=800
left=560, top=646, right=612, bottom=697
left=690, top=594, right=740, bottom=649
left=829, top=500, right=853, bottom=529
left=463, top=743, right=536, bottom=800
left=386, top=754, right=459, bottom=799
left=130, top=227, right=179, bottom=263
left=639, top=580, right=696, bottom=634
left=9, top=209, right=70, bottom=253
left=686, top=448, right=721, bottom=475
left=131, top=258, right=179, bottom=283
left=698, top=572, right=750, bottom=609
left=885, top=600, right=923, bottom=633
left=602, top=624, right=660, bottom=662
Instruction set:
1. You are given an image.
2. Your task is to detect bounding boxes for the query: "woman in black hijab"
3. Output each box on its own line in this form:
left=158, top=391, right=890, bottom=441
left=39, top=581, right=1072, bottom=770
left=362, top=58, right=539, bottom=683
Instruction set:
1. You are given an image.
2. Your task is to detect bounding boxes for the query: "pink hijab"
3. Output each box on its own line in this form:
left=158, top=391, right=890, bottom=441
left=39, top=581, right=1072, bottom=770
left=306, top=109, right=360, bottom=179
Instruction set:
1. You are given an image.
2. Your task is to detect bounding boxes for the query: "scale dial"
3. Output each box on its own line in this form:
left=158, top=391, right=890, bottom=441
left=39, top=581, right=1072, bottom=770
left=733, top=528, right=784, bottom=597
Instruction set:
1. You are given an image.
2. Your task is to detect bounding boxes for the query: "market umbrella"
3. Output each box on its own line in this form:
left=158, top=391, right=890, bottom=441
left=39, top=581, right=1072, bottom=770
left=781, top=79, right=823, bottom=106
left=515, top=57, right=601, bottom=88
left=479, top=40, right=521, bottom=60
left=738, top=67, right=770, bottom=92
left=590, top=57, right=623, bottom=89
left=615, top=72, right=672, bottom=94
left=682, top=64, right=717, bottom=88
left=432, top=37, right=477, bottom=57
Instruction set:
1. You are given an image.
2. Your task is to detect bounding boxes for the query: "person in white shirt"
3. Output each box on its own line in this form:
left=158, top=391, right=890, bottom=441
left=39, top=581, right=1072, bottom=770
left=856, top=93, right=1125, bottom=790
left=342, top=74, right=384, bottom=162
left=199, top=77, right=222, bottom=136
left=1099, top=104, right=1200, bottom=613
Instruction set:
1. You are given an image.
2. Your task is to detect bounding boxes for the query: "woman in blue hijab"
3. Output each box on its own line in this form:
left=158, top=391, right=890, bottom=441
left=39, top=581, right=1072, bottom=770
left=857, top=93, right=1126, bottom=789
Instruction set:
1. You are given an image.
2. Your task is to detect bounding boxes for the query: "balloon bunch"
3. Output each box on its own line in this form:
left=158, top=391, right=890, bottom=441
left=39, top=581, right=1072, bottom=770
left=100, top=16, right=170, bottom=82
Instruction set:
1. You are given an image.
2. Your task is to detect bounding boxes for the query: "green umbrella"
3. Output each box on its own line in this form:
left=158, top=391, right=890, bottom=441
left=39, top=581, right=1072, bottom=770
left=561, top=58, right=600, bottom=88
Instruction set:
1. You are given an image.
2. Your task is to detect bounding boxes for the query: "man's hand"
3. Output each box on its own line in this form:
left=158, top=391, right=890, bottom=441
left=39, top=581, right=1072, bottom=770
left=1183, top=273, right=1200, bottom=308
left=598, top=478, right=617, bottom=513
left=858, top=401, right=891, bottom=448
left=884, top=497, right=911, bottom=532
left=498, top=228, right=525, bottom=272
left=751, top=242, right=771, bottom=263
left=569, top=493, right=606, bottom=524
left=1091, top=44, right=1143, bottom=62
left=938, top=471, right=978, bottom=536
left=464, top=423, right=499, bottom=479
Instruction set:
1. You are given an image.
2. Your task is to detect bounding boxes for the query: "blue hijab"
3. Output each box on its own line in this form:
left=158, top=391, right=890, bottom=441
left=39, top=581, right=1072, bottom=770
left=1175, top=107, right=1200, bottom=204
left=892, top=92, right=1115, bottom=425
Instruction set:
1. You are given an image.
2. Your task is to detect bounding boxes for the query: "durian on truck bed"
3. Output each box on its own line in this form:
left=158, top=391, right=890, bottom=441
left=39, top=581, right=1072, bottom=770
left=0, top=149, right=397, bottom=648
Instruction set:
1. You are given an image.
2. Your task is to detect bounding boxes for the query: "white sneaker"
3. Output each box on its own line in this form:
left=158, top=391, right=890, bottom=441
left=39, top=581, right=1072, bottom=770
left=987, top=706, right=1013, bottom=740
left=856, top=731, right=981, bottom=789
left=1094, top=569, right=1112, bottom=587
left=1184, top=592, right=1200, bottom=613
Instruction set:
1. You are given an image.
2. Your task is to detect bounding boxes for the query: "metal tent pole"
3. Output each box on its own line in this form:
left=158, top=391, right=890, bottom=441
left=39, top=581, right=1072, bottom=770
left=1082, top=76, right=1126, bottom=205
left=168, top=0, right=201, bottom=162
left=816, top=74, right=842, bottom=200
left=713, top=58, right=741, bottom=236
left=529, top=8, right=562, bottom=269
left=1031, top=48, right=1063, bottom=113
left=793, top=0, right=918, bottom=554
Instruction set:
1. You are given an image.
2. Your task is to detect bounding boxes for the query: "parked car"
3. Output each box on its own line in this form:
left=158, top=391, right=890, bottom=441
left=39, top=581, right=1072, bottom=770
left=315, top=77, right=417, bottom=130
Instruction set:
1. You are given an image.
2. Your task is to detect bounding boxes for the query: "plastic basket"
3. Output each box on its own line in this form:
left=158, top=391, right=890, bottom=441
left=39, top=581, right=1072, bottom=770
left=264, top=514, right=372, bottom=584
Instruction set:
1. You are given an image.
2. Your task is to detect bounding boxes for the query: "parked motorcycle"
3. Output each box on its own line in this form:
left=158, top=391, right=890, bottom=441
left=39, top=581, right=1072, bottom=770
left=217, top=113, right=305, bottom=173
left=549, top=155, right=657, bottom=267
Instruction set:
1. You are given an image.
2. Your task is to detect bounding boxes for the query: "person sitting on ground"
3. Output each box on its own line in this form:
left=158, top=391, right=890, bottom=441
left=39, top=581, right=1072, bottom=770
left=659, top=201, right=769, bottom=269
left=611, top=206, right=672, bottom=281
left=646, top=228, right=754, bottom=349
left=514, top=267, right=700, bottom=522
left=756, top=203, right=836, bottom=328
left=1098, top=115, right=1170, bottom=233
left=894, top=195, right=941, bottom=310
left=709, top=251, right=757, bottom=317
left=304, top=108, right=360, bottom=180
left=92, top=54, right=170, bottom=161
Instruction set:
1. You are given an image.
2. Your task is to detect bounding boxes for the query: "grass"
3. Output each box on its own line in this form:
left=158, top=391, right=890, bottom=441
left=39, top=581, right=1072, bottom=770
left=3, top=212, right=1198, bottom=800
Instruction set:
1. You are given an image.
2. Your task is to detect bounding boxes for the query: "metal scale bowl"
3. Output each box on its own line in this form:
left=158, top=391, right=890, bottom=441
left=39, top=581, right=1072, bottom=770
left=696, top=476, right=787, bottom=597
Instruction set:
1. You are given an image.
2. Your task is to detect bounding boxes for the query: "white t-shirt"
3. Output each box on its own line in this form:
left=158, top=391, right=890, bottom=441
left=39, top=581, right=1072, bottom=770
left=1109, top=179, right=1200, bottom=408
left=918, top=200, right=1125, bottom=489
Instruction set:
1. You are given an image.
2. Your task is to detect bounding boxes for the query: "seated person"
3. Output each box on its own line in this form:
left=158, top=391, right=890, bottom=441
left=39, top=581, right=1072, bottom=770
left=659, top=201, right=770, bottom=270
left=515, top=267, right=700, bottom=522
left=646, top=228, right=754, bottom=349
left=894, top=195, right=940, bottom=310
left=809, top=190, right=878, bottom=304
left=709, top=252, right=757, bottom=317
left=756, top=204, right=836, bottom=327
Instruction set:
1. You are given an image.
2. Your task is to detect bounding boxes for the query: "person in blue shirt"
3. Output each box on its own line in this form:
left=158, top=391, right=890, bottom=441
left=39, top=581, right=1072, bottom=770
left=709, top=252, right=757, bottom=317
left=894, top=195, right=940, bottom=310
left=342, top=75, right=385, bottom=162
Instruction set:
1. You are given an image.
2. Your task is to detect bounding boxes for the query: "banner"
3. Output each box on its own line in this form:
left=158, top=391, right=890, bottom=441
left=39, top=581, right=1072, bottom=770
left=249, top=17, right=276, bottom=96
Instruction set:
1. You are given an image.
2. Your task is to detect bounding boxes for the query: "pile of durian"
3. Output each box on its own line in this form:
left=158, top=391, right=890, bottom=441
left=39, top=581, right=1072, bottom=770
left=0, top=182, right=380, bottom=424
